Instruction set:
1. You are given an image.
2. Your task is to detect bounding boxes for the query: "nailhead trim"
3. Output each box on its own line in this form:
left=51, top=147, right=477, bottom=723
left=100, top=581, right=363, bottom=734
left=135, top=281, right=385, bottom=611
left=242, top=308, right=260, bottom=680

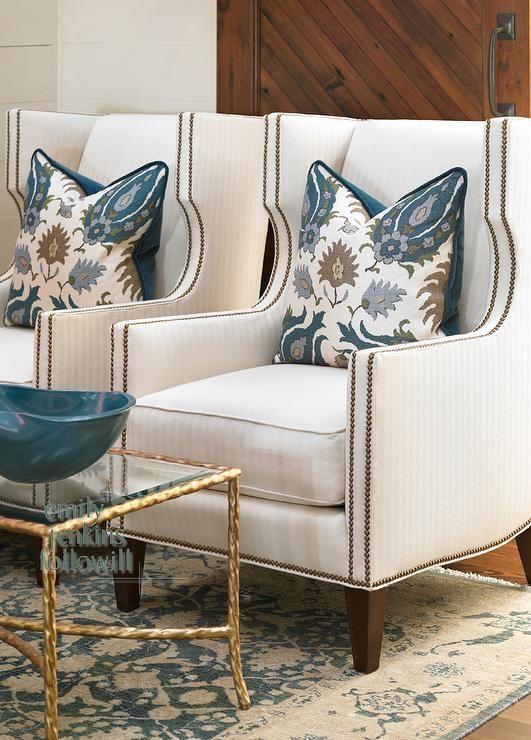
left=120, top=519, right=530, bottom=590
left=259, top=115, right=280, bottom=301
left=35, top=313, right=42, bottom=388
left=46, top=315, right=53, bottom=390
left=5, top=109, right=22, bottom=226
left=364, top=352, right=375, bottom=586
left=476, top=119, right=498, bottom=331
left=166, top=112, right=192, bottom=298
left=121, top=528, right=363, bottom=585
left=373, top=519, right=531, bottom=586
left=347, top=351, right=357, bottom=580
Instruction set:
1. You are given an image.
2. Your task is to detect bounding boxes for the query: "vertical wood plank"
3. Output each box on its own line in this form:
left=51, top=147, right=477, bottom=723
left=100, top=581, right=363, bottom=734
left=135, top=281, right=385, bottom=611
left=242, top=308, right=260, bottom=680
left=217, top=0, right=261, bottom=114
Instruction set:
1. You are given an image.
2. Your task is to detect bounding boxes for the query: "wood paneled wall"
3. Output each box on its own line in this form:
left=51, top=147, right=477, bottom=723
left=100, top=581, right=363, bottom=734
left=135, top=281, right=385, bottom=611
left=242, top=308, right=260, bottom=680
left=218, top=0, right=531, bottom=120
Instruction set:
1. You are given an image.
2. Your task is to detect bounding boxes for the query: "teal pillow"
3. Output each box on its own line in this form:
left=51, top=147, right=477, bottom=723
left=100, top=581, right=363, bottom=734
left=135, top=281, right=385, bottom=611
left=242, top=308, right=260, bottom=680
left=5, top=149, right=168, bottom=328
left=275, top=160, right=467, bottom=367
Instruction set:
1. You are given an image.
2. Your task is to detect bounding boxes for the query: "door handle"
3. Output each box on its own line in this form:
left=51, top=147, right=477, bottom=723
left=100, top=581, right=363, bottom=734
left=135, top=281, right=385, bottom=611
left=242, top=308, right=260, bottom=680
left=488, top=13, right=516, bottom=117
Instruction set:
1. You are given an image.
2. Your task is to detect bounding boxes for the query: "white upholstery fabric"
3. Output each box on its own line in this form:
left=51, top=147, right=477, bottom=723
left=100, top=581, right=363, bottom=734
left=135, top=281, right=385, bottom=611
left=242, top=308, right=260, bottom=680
left=0, top=327, right=33, bottom=384
left=124, top=488, right=350, bottom=583
left=113, top=114, right=531, bottom=590
left=128, top=364, right=348, bottom=506
left=0, top=109, right=268, bottom=391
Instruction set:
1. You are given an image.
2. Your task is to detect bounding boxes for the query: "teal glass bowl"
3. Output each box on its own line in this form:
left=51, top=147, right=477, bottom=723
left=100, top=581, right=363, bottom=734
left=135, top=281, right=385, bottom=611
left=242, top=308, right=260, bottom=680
left=0, top=384, right=136, bottom=483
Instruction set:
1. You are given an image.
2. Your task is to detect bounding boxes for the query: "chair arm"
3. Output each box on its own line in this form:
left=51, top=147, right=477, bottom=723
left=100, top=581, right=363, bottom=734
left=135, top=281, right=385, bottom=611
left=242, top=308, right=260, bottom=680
left=34, top=294, right=211, bottom=390
left=346, top=331, right=531, bottom=587
left=111, top=305, right=283, bottom=398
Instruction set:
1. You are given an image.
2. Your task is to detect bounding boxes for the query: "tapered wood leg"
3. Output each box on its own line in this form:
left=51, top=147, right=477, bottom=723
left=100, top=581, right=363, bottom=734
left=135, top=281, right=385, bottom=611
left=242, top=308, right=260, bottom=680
left=344, top=586, right=387, bottom=673
left=113, top=538, right=147, bottom=612
left=516, top=527, right=531, bottom=585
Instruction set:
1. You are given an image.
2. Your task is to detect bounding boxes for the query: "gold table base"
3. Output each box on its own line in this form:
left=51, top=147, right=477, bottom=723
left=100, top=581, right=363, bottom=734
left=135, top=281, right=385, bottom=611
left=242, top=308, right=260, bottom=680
left=0, top=451, right=250, bottom=740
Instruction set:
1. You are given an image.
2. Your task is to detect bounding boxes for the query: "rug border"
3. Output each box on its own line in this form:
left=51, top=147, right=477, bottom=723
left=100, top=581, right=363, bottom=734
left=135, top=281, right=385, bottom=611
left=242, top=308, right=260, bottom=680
left=442, top=682, right=531, bottom=740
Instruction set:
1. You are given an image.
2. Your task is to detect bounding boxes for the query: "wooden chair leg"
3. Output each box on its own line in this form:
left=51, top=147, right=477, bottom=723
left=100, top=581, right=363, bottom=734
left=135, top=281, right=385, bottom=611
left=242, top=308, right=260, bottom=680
left=113, top=538, right=147, bottom=612
left=344, top=586, right=387, bottom=673
left=516, top=527, right=531, bottom=585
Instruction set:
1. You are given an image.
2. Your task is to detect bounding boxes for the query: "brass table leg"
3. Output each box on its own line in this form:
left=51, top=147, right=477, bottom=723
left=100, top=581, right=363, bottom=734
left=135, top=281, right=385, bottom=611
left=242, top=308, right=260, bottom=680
left=226, top=477, right=250, bottom=709
left=41, top=535, right=58, bottom=740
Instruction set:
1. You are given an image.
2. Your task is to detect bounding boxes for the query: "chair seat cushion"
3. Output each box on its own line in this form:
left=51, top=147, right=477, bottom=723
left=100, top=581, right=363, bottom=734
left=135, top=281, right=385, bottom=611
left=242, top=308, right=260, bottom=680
left=0, top=327, right=34, bottom=384
left=129, top=364, right=348, bottom=506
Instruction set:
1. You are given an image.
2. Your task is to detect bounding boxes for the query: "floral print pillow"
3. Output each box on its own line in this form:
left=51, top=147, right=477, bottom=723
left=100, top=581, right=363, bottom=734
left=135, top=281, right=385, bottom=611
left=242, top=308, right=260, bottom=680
left=275, top=161, right=467, bottom=367
left=4, top=149, right=168, bottom=328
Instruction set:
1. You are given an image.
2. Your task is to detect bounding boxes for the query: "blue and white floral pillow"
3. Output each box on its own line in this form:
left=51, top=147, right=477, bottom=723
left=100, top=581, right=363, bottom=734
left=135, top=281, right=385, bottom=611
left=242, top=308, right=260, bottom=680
left=275, top=161, right=466, bottom=367
left=4, top=149, right=168, bottom=328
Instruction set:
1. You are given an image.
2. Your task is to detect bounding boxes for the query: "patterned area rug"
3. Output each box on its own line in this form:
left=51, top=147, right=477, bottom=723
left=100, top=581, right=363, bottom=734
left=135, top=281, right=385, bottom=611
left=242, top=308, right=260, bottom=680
left=0, top=532, right=529, bottom=739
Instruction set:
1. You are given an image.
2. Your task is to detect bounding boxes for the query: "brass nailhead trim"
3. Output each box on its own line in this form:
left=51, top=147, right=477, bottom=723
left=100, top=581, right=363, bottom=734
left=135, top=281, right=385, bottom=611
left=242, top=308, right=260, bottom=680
left=476, top=120, right=498, bottom=331
left=121, top=528, right=364, bottom=586
left=364, top=352, right=375, bottom=586
left=35, top=313, right=42, bottom=388
left=109, top=322, right=115, bottom=391
left=15, top=109, right=23, bottom=206
left=182, top=112, right=206, bottom=300
left=46, top=315, right=53, bottom=390
left=5, top=109, right=22, bottom=226
left=373, top=519, right=531, bottom=586
left=347, top=350, right=357, bottom=580
left=259, top=114, right=281, bottom=301
left=120, top=518, right=530, bottom=590
left=166, top=112, right=192, bottom=298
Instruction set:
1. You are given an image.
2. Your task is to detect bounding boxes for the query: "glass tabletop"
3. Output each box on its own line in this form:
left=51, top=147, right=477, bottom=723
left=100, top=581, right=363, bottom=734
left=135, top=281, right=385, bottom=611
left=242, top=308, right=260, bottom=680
left=0, top=451, right=220, bottom=525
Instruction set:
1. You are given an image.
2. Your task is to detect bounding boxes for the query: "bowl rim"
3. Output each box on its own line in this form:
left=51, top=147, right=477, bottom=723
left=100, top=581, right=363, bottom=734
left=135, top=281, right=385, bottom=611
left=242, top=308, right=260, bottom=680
left=0, top=384, right=136, bottom=422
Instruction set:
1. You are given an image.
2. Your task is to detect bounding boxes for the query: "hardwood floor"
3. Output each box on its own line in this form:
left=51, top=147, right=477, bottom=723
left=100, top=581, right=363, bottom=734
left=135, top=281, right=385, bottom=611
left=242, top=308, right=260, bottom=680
left=445, top=541, right=530, bottom=738
left=447, top=540, right=528, bottom=585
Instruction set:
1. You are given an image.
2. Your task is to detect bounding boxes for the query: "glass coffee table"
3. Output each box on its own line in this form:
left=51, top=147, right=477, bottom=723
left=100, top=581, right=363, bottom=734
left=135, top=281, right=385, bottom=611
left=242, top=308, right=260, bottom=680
left=0, top=448, right=250, bottom=740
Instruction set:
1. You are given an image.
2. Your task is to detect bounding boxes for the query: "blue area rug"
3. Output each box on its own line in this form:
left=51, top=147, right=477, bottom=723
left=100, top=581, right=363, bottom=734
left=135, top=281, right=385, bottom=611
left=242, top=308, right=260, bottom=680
left=0, top=532, right=529, bottom=738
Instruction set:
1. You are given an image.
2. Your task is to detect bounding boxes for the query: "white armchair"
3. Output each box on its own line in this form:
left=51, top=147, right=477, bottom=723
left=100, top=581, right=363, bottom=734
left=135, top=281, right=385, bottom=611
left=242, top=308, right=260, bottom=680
left=0, top=108, right=268, bottom=390
left=110, top=113, right=531, bottom=672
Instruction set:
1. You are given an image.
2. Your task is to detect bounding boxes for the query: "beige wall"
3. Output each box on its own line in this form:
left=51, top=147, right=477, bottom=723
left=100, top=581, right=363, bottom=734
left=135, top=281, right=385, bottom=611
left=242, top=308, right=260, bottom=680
left=0, top=0, right=216, bottom=270
left=0, top=0, right=58, bottom=270
left=58, top=0, right=216, bottom=114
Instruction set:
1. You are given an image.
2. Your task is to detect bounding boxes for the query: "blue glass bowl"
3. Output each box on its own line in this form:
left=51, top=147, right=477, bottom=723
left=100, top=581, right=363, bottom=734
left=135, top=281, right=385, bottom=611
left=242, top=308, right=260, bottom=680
left=0, top=384, right=136, bottom=483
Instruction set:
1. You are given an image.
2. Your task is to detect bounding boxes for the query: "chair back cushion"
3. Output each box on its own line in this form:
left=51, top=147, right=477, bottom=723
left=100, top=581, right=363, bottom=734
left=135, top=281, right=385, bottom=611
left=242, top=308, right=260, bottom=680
left=77, top=114, right=184, bottom=299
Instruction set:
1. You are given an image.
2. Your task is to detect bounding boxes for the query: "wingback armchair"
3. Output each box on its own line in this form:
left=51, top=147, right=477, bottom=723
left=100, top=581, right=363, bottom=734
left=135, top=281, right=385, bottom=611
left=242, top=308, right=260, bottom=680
left=110, top=113, right=531, bottom=672
left=0, top=109, right=267, bottom=390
